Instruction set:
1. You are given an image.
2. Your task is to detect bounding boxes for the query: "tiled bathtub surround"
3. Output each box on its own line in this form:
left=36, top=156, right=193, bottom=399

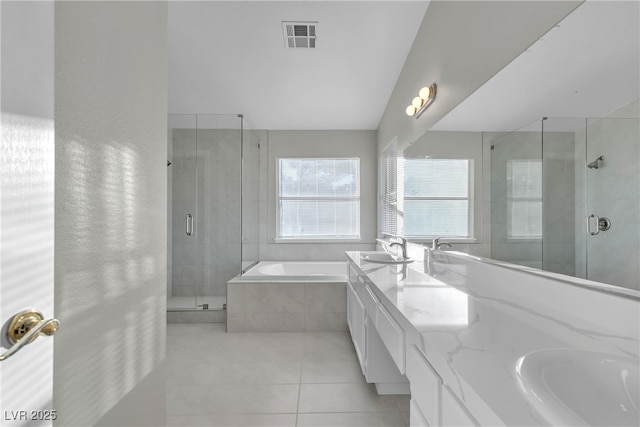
left=227, top=281, right=347, bottom=332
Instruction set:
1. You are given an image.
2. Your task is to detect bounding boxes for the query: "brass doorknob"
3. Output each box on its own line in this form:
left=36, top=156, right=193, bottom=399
left=0, top=309, right=59, bottom=361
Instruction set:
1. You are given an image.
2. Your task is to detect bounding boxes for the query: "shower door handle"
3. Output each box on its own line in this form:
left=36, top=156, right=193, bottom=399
left=587, top=214, right=612, bottom=236
left=587, top=214, right=600, bottom=235
left=186, top=214, right=193, bottom=236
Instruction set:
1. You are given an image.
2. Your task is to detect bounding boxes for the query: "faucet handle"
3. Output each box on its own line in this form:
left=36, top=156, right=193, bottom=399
left=432, top=237, right=451, bottom=250
left=431, top=237, right=441, bottom=250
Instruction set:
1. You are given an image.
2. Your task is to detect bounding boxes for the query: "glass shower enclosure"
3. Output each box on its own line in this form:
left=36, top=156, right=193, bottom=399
left=167, top=114, right=260, bottom=310
left=489, top=115, right=639, bottom=291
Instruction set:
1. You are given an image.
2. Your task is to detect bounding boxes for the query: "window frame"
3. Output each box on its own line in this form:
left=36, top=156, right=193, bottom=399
left=402, top=158, right=475, bottom=241
left=275, top=156, right=361, bottom=242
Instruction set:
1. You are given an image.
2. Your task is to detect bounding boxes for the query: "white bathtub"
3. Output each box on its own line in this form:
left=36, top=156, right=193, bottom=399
left=227, top=261, right=348, bottom=332
left=240, top=261, right=347, bottom=282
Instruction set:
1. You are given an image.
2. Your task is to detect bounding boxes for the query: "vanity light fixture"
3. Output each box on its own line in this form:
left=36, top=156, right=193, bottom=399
left=405, top=83, right=437, bottom=118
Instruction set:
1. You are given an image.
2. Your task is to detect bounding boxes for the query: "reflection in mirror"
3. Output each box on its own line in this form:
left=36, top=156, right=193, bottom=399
left=400, top=0, right=639, bottom=291
left=487, top=121, right=543, bottom=270
left=396, top=131, right=487, bottom=257
left=390, top=115, right=638, bottom=291
left=486, top=115, right=640, bottom=291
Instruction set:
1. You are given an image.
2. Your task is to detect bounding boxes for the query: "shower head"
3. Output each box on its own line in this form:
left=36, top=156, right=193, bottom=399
left=587, top=155, right=604, bottom=170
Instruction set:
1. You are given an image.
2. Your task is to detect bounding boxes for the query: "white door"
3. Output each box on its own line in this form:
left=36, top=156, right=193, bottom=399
left=0, top=2, right=56, bottom=426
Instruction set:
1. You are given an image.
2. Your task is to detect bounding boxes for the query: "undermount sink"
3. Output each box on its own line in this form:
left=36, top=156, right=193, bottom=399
left=361, top=253, right=414, bottom=265
left=516, top=349, right=639, bottom=426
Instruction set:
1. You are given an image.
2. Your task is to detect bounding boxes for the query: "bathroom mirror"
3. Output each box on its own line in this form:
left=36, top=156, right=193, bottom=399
left=390, top=1, right=639, bottom=291
left=395, top=114, right=639, bottom=292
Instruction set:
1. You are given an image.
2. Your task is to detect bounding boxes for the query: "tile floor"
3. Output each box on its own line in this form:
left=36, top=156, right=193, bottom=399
left=166, top=323, right=410, bottom=426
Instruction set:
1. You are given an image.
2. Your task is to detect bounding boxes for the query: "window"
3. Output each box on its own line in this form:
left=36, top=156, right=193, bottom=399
left=402, top=158, right=472, bottom=238
left=277, top=158, right=360, bottom=240
left=507, top=160, right=542, bottom=238
left=379, top=140, right=398, bottom=237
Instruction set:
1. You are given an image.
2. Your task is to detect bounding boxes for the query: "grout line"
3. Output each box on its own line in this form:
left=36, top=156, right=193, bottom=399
left=295, top=363, right=304, bottom=426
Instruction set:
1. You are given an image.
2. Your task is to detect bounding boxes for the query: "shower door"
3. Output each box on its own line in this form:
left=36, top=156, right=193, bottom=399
left=583, top=118, right=639, bottom=289
left=168, top=115, right=198, bottom=309
left=194, top=115, right=243, bottom=310
left=167, top=114, right=245, bottom=311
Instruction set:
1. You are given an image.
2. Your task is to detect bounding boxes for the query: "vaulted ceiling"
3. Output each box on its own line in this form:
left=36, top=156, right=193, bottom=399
left=168, top=1, right=429, bottom=130
left=168, top=1, right=639, bottom=132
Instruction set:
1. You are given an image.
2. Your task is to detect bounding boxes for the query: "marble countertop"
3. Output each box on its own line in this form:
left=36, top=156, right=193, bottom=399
left=346, top=250, right=640, bottom=426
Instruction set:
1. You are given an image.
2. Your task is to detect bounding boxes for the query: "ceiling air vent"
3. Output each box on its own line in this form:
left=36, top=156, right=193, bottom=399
left=282, top=22, right=317, bottom=49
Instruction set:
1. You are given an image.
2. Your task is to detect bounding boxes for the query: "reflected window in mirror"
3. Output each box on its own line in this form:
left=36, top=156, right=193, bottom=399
left=507, top=159, right=542, bottom=239
left=403, top=158, right=473, bottom=239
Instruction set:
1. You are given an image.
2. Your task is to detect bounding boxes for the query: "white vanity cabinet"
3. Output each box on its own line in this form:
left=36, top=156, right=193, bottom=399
left=346, top=278, right=366, bottom=371
left=406, top=344, right=481, bottom=427
left=346, top=255, right=482, bottom=425
left=442, top=386, right=479, bottom=427
left=347, top=260, right=408, bottom=393
left=407, top=345, right=441, bottom=426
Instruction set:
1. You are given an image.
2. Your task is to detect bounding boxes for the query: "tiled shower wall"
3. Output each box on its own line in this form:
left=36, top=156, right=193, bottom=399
left=171, top=129, right=242, bottom=298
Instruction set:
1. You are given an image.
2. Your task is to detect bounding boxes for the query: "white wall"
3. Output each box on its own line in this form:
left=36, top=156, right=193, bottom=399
left=377, top=0, right=581, bottom=152
left=260, top=130, right=378, bottom=260
left=54, top=2, right=167, bottom=426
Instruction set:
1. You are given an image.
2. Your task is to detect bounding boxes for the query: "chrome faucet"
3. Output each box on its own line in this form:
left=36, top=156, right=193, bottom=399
left=389, top=237, right=408, bottom=259
left=431, top=237, right=452, bottom=250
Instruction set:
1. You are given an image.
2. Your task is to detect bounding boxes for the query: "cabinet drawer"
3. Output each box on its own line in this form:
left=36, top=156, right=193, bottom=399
left=348, top=262, right=359, bottom=286
left=407, top=346, right=441, bottom=427
left=442, top=386, right=479, bottom=427
left=346, top=281, right=366, bottom=371
left=363, top=285, right=380, bottom=320
left=375, top=304, right=405, bottom=373
left=410, top=399, right=430, bottom=427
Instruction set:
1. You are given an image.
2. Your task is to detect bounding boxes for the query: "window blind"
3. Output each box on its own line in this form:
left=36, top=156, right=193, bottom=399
left=380, top=142, right=398, bottom=237
left=403, top=158, right=471, bottom=238
left=278, top=158, right=359, bottom=239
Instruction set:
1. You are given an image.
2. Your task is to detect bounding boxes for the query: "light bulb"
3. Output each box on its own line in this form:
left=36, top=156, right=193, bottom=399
left=406, top=105, right=416, bottom=116
left=419, top=86, right=431, bottom=100
left=412, top=97, right=423, bottom=109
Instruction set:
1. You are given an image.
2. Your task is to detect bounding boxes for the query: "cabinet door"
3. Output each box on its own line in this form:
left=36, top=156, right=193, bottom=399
left=442, top=386, right=479, bottom=427
left=347, top=280, right=366, bottom=372
left=410, top=399, right=430, bottom=427
left=376, top=304, right=406, bottom=373
left=365, top=315, right=407, bottom=384
left=407, top=346, right=441, bottom=427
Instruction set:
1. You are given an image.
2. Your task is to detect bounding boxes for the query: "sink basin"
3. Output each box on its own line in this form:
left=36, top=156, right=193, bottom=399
left=516, top=349, right=639, bottom=426
left=361, top=253, right=414, bottom=265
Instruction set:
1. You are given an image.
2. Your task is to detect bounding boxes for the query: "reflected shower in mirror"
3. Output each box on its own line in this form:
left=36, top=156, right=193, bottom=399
left=486, top=114, right=639, bottom=290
